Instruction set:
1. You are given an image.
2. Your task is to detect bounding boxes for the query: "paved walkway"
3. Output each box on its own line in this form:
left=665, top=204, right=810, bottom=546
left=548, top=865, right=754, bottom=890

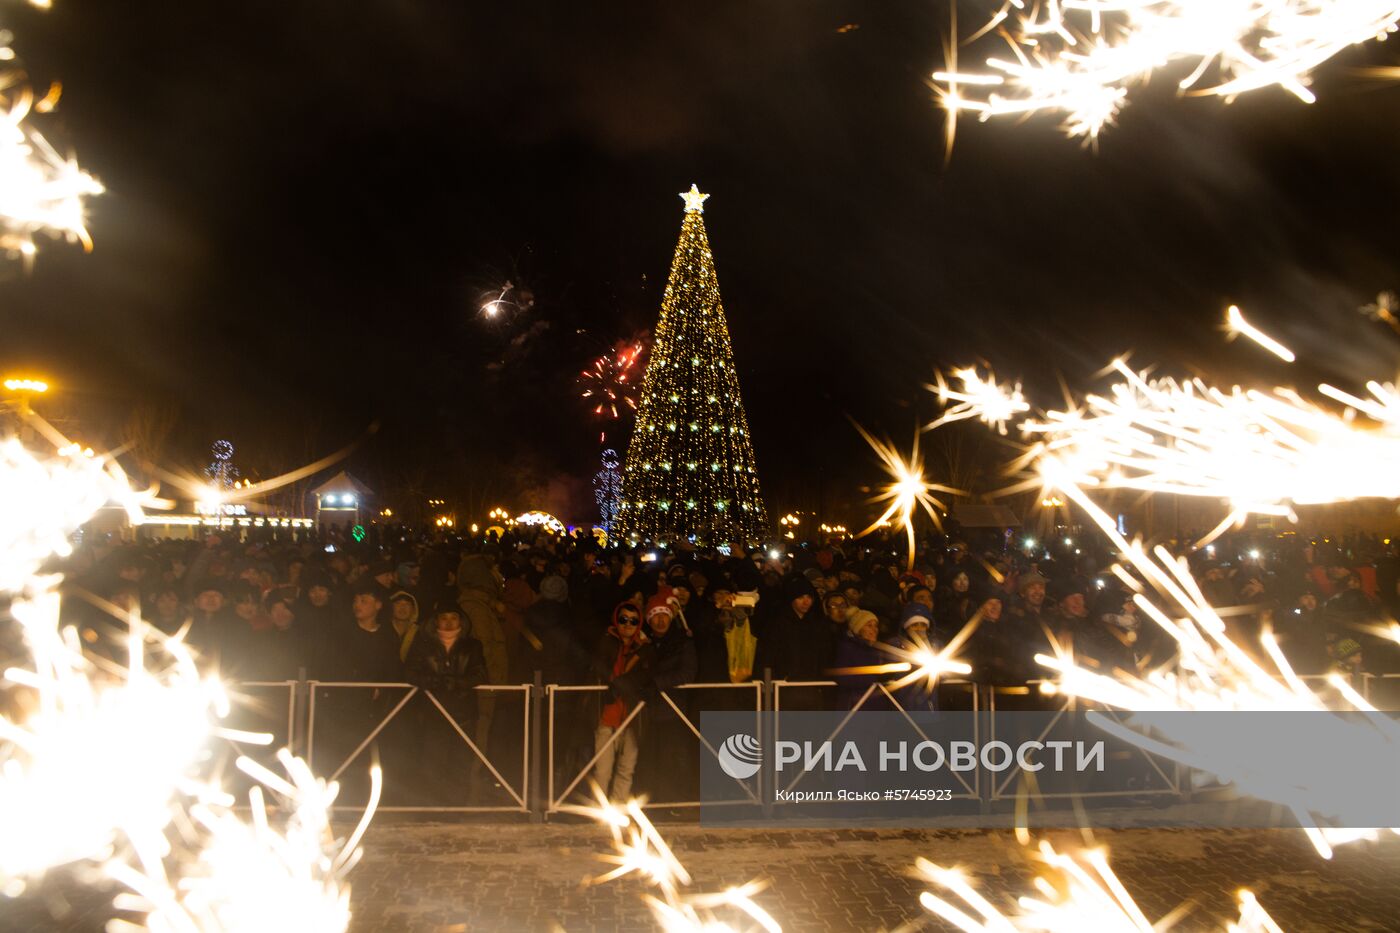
left=346, top=821, right=1400, bottom=932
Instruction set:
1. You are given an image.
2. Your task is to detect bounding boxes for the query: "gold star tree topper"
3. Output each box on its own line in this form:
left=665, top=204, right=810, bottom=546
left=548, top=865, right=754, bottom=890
left=679, top=184, right=709, bottom=213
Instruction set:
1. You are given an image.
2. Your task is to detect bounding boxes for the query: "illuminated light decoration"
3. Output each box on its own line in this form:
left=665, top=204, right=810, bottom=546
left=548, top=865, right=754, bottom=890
left=918, top=840, right=1283, bottom=931
left=514, top=510, right=566, bottom=534
left=351, top=524, right=366, bottom=542
left=0, top=10, right=103, bottom=262
left=933, top=0, right=1400, bottom=142
left=593, top=448, right=624, bottom=533
left=205, top=439, right=239, bottom=491
left=617, top=186, right=769, bottom=544
left=854, top=423, right=960, bottom=572
left=4, top=377, right=47, bottom=392
left=1226, top=304, right=1296, bottom=362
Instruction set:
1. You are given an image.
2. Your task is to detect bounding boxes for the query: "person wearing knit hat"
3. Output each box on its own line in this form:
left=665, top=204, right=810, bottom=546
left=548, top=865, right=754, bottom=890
left=539, top=574, right=568, bottom=604
left=783, top=573, right=818, bottom=604
left=646, top=592, right=674, bottom=624
left=847, top=608, right=879, bottom=641
left=763, top=572, right=833, bottom=684
left=900, top=601, right=934, bottom=633
left=889, top=604, right=940, bottom=712
left=831, top=609, right=891, bottom=710
left=387, top=589, right=420, bottom=662
left=1011, top=570, right=1051, bottom=628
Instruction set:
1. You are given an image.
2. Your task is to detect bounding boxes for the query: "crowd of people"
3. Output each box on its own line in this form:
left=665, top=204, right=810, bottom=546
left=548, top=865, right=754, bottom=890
left=21, top=522, right=1400, bottom=802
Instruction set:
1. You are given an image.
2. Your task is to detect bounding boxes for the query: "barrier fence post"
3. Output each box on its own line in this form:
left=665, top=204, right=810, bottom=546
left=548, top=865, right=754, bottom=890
left=292, top=666, right=310, bottom=759
left=529, top=671, right=545, bottom=823
left=761, top=667, right=774, bottom=820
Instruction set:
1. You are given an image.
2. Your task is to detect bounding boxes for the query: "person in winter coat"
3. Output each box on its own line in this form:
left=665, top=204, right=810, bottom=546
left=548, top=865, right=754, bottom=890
left=406, top=604, right=489, bottom=724
left=965, top=590, right=1041, bottom=685
left=591, top=601, right=650, bottom=800
left=405, top=604, right=489, bottom=801
left=523, top=575, right=591, bottom=686
left=637, top=594, right=699, bottom=801
left=1077, top=586, right=1141, bottom=676
left=245, top=589, right=308, bottom=681
left=387, top=590, right=420, bottom=663
left=934, top=569, right=975, bottom=642
left=328, top=585, right=402, bottom=684
left=887, top=602, right=941, bottom=712
left=457, top=553, right=509, bottom=750
left=759, top=575, right=833, bottom=682
left=830, top=609, right=894, bottom=710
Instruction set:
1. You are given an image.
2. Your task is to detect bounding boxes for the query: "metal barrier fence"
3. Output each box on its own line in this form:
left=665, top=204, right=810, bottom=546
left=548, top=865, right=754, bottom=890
left=306, top=681, right=532, bottom=813
left=545, top=682, right=762, bottom=814
left=217, top=670, right=1400, bottom=818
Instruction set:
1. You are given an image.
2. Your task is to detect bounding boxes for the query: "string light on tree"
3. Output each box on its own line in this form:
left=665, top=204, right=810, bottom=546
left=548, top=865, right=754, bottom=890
left=205, top=439, right=239, bottom=491
left=617, top=185, right=768, bottom=544
left=594, top=448, right=623, bottom=534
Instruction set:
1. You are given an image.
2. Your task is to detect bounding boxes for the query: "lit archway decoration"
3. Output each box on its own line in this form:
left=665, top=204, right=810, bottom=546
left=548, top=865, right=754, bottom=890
left=513, top=510, right=566, bottom=534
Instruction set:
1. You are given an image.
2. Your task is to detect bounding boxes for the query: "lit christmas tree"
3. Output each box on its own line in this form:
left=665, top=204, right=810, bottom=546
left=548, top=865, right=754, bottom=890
left=617, top=185, right=768, bottom=544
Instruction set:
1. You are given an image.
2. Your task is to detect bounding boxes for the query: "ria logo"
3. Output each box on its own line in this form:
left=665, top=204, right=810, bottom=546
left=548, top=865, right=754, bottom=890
left=717, top=732, right=762, bottom=779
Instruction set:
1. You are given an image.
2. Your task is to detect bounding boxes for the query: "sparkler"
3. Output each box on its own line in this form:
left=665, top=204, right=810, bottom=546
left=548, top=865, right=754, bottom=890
left=918, top=839, right=1284, bottom=931
left=0, top=423, right=374, bottom=927
left=569, top=788, right=781, bottom=933
left=928, top=366, right=1029, bottom=436
left=1359, top=291, right=1400, bottom=336
left=934, top=1, right=1400, bottom=141
left=937, top=360, right=1400, bottom=542
left=852, top=422, right=960, bottom=571
left=1029, top=466, right=1400, bottom=858
left=0, top=0, right=103, bottom=259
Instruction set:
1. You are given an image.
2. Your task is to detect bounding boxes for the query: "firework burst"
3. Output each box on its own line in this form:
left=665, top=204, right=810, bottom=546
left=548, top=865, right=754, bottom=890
left=580, top=342, right=644, bottom=420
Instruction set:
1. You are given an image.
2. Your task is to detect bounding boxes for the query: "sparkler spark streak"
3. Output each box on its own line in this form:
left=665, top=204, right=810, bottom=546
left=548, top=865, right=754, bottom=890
left=1225, top=304, right=1296, bottom=362
left=852, top=422, right=960, bottom=571
left=935, top=1, right=1400, bottom=140
left=917, top=840, right=1284, bottom=931
left=938, top=361, right=1400, bottom=540
left=568, top=789, right=781, bottom=933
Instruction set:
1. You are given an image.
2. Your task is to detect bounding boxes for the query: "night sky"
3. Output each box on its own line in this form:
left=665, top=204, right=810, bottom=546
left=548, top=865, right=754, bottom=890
left=4, top=1, right=1400, bottom=523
